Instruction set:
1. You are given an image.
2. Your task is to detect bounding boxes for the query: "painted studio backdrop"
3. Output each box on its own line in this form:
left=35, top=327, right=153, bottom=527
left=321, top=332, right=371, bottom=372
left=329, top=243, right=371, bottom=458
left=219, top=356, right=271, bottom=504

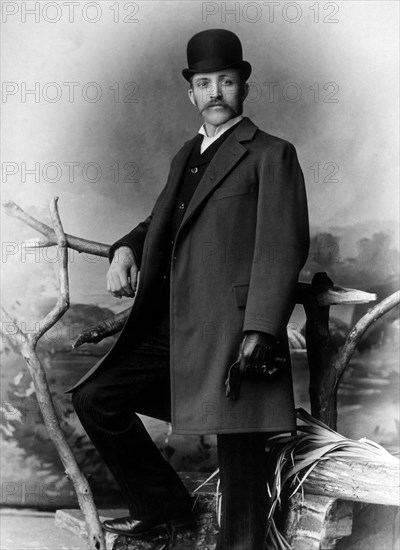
left=1, top=1, right=399, bottom=509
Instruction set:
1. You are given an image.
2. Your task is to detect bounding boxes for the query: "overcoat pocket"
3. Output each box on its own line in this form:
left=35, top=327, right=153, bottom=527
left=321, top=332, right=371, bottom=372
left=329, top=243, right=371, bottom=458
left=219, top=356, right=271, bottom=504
left=213, top=182, right=255, bottom=200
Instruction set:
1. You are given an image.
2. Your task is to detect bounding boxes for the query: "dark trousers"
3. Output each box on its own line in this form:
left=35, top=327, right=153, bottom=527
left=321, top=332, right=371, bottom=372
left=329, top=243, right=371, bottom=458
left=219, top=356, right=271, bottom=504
left=72, top=310, right=270, bottom=549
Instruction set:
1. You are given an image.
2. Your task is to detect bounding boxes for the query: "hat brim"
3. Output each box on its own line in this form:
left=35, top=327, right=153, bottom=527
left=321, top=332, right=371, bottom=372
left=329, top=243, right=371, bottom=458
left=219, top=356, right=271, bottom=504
left=182, top=60, right=252, bottom=82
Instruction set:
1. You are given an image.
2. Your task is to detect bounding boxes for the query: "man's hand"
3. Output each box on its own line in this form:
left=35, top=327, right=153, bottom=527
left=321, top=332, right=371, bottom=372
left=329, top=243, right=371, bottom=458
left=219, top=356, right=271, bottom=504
left=239, top=332, right=285, bottom=376
left=106, top=246, right=138, bottom=299
left=225, top=332, right=287, bottom=400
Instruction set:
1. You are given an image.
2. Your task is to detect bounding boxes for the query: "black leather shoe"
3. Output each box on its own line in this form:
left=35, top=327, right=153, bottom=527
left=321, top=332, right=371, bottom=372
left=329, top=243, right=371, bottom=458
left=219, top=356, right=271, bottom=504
left=102, top=512, right=195, bottom=537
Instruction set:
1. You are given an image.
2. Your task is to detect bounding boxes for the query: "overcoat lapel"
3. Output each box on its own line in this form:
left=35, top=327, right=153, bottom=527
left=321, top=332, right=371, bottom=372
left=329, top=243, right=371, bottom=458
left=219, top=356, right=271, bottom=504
left=158, top=118, right=258, bottom=234
left=176, top=118, right=258, bottom=237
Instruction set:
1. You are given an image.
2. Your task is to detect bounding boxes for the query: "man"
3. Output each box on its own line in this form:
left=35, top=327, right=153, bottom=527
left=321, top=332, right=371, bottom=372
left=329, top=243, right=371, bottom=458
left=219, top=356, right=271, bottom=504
left=70, top=29, right=309, bottom=549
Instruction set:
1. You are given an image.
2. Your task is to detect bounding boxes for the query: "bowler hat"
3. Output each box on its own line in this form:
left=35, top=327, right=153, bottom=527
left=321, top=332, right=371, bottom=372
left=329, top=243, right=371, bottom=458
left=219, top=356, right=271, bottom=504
left=182, top=29, right=252, bottom=82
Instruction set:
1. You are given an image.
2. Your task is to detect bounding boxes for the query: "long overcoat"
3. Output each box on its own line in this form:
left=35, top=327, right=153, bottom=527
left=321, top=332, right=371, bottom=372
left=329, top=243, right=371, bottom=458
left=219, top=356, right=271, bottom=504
left=68, top=117, right=310, bottom=435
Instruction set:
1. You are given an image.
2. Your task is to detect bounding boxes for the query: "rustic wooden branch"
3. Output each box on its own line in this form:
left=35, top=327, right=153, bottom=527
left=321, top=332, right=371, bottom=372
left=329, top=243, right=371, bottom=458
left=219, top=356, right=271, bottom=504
left=24, top=237, right=57, bottom=248
left=283, top=453, right=400, bottom=549
left=72, top=308, right=131, bottom=348
left=303, top=273, right=338, bottom=428
left=304, top=456, right=399, bottom=506
left=302, top=273, right=394, bottom=430
left=297, top=281, right=376, bottom=306
left=334, top=290, right=400, bottom=384
left=5, top=201, right=379, bottom=350
left=72, top=282, right=377, bottom=348
left=3, top=200, right=109, bottom=257
left=283, top=494, right=351, bottom=550
left=2, top=197, right=105, bottom=550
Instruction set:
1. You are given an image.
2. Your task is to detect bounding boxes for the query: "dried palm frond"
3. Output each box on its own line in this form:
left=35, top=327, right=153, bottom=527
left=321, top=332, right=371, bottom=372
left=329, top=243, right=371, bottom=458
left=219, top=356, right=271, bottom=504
left=194, top=408, right=398, bottom=550
left=192, top=469, right=219, bottom=494
left=192, top=468, right=223, bottom=526
left=216, top=477, right=222, bottom=527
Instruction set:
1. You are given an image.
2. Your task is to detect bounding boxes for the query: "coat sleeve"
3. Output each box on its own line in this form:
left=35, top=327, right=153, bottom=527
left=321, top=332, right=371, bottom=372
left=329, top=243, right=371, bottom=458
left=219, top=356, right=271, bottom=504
left=243, top=140, right=310, bottom=338
left=108, top=214, right=152, bottom=269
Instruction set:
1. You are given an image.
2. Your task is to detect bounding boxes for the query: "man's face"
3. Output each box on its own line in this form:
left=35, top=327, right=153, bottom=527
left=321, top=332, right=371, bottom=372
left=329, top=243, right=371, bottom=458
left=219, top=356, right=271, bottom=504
left=188, top=69, right=248, bottom=128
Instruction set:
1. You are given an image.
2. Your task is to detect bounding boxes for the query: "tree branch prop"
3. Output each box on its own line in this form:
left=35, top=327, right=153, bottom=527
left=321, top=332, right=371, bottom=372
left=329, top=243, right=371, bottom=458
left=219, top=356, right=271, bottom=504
left=297, top=281, right=376, bottom=306
left=334, top=290, right=400, bottom=385
left=3, top=200, right=109, bottom=257
left=72, top=308, right=131, bottom=348
left=1, top=197, right=105, bottom=550
left=72, top=282, right=377, bottom=348
left=303, top=272, right=379, bottom=429
left=4, top=201, right=378, bottom=351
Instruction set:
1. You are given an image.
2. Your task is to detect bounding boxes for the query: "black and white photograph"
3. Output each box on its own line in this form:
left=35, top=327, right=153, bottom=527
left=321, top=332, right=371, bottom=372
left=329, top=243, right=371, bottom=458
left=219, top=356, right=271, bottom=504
left=1, top=1, right=399, bottom=549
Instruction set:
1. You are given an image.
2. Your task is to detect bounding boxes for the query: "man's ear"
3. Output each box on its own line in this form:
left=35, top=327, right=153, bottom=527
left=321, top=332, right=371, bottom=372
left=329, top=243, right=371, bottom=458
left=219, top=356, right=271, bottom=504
left=188, top=88, right=196, bottom=106
left=242, top=82, right=249, bottom=101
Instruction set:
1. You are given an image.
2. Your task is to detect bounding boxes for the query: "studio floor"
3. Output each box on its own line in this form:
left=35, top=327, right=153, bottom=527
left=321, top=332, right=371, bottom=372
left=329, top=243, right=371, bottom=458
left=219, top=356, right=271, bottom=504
left=0, top=509, right=88, bottom=550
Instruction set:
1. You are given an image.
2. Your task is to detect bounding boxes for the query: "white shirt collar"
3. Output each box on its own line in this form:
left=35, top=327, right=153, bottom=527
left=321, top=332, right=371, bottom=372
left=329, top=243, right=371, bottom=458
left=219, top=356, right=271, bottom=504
left=198, top=115, right=243, bottom=138
left=198, top=115, right=243, bottom=153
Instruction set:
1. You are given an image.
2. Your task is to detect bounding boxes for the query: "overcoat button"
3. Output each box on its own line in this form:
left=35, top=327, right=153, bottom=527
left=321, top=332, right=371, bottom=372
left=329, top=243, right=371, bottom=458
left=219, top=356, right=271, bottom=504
left=191, top=167, right=198, bottom=174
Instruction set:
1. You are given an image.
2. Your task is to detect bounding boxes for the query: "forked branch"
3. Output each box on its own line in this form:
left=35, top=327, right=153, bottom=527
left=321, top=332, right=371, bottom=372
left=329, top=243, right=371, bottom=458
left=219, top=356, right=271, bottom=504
left=1, top=197, right=105, bottom=550
left=3, top=199, right=109, bottom=257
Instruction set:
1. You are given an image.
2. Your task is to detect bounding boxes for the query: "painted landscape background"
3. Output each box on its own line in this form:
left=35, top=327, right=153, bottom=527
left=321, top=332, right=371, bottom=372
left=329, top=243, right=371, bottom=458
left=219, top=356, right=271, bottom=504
left=1, top=1, right=398, bottom=530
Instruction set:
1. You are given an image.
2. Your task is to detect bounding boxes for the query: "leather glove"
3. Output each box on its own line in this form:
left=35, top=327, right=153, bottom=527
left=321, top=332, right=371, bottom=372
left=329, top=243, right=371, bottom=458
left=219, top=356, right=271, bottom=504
left=225, top=332, right=287, bottom=400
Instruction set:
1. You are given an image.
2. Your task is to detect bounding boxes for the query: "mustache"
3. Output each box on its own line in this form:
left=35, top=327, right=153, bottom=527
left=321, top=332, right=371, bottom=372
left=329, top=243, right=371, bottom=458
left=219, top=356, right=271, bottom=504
left=201, top=101, right=232, bottom=113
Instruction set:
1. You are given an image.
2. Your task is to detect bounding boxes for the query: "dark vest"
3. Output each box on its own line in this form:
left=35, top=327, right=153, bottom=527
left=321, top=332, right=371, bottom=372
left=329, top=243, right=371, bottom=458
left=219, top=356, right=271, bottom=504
left=170, top=121, right=240, bottom=240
